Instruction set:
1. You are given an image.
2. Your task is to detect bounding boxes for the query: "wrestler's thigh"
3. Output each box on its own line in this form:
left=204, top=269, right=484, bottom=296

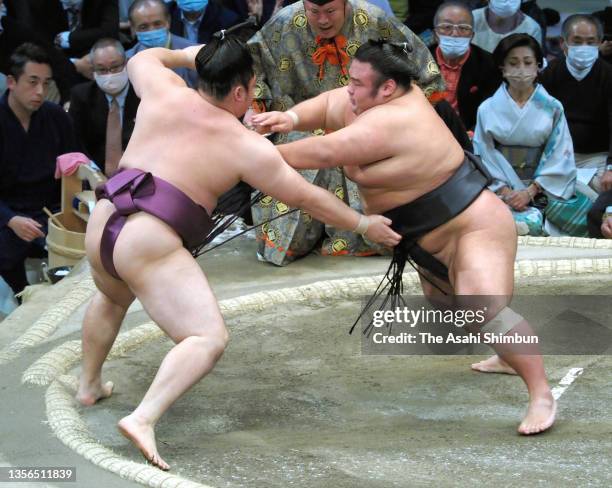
left=85, top=201, right=135, bottom=308
left=449, top=229, right=516, bottom=297
left=85, top=199, right=117, bottom=272
left=418, top=272, right=454, bottom=299
left=120, top=248, right=226, bottom=344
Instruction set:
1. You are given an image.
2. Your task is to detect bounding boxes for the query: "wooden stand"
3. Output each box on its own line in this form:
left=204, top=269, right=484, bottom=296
left=46, top=165, right=106, bottom=269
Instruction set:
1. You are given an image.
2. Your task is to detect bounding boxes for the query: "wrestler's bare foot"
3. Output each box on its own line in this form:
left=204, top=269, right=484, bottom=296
left=76, top=380, right=114, bottom=406
left=471, top=355, right=517, bottom=375
left=118, top=414, right=169, bottom=471
left=518, top=393, right=556, bottom=435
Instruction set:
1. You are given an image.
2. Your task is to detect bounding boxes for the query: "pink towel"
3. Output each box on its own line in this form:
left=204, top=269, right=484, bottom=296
left=55, top=152, right=90, bottom=179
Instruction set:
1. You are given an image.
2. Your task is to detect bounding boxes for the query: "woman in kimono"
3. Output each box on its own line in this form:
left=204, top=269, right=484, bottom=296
left=473, top=33, right=581, bottom=236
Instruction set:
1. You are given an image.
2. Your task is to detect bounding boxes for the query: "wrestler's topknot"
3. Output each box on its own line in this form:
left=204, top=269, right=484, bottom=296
left=354, top=39, right=416, bottom=93
left=195, top=19, right=257, bottom=100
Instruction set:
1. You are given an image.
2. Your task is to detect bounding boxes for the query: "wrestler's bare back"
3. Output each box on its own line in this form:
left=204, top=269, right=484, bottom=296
left=120, top=88, right=270, bottom=215
left=86, top=85, right=272, bottom=285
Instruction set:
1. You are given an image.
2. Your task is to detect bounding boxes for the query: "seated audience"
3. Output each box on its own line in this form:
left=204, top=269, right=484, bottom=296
left=126, top=0, right=198, bottom=88
left=403, top=0, right=486, bottom=36
left=473, top=34, right=588, bottom=237
left=27, top=0, right=119, bottom=58
left=472, top=0, right=542, bottom=53
left=0, top=43, right=77, bottom=296
left=0, top=0, right=80, bottom=103
left=169, top=0, right=239, bottom=44
left=540, top=14, right=612, bottom=195
left=430, top=1, right=501, bottom=130
left=69, top=38, right=139, bottom=176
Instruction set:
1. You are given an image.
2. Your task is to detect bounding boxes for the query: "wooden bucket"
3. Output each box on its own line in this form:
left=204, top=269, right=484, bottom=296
left=46, top=211, right=87, bottom=268
left=44, top=165, right=105, bottom=269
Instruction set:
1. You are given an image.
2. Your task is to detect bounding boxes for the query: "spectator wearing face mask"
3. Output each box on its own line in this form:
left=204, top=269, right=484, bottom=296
left=429, top=1, right=501, bottom=131
left=540, top=14, right=612, bottom=196
left=125, top=0, right=199, bottom=88
left=472, top=0, right=542, bottom=53
left=473, top=33, right=588, bottom=237
left=69, top=38, right=139, bottom=176
left=169, top=0, right=239, bottom=44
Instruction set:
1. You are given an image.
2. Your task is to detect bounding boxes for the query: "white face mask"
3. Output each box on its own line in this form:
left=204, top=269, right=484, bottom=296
left=94, top=67, right=129, bottom=95
left=438, top=35, right=471, bottom=59
left=503, top=67, right=537, bottom=87
left=567, top=45, right=599, bottom=71
left=489, top=0, right=521, bottom=19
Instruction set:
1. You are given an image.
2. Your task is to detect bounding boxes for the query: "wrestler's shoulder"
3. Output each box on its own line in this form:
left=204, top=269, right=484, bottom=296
left=228, top=127, right=275, bottom=156
left=147, top=85, right=203, bottom=109
left=360, top=100, right=416, bottom=121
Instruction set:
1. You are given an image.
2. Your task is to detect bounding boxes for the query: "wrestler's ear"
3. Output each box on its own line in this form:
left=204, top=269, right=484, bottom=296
left=379, top=78, right=397, bottom=98
left=232, top=84, right=245, bottom=102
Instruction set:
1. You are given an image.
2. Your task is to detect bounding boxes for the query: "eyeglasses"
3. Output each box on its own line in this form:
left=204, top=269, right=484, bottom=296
left=435, top=23, right=473, bottom=36
left=94, top=63, right=125, bottom=75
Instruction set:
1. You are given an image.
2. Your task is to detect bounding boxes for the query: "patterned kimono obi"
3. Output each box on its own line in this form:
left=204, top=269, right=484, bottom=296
left=494, top=143, right=544, bottom=182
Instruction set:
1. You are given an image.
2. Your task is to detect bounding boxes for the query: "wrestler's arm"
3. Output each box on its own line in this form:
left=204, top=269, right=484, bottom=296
left=278, top=110, right=393, bottom=169
left=127, top=46, right=202, bottom=98
left=238, top=136, right=401, bottom=246
left=251, top=87, right=348, bottom=133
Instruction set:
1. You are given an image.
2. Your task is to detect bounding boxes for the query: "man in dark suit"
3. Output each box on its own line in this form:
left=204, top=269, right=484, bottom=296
left=69, top=38, right=139, bottom=176
left=1, top=43, right=77, bottom=296
left=169, top=0, right=239, bottom=44
left=429, top=0, right=501, bottom=131
left=26, top=0, right=119, bottom=58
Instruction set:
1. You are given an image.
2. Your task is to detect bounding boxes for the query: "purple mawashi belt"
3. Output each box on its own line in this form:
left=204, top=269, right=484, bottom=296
left=95, top=168, right=214, bottom=280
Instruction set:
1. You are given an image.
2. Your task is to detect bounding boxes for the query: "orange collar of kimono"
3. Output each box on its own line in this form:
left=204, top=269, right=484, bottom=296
left=311, top=35, right=350, bottom=81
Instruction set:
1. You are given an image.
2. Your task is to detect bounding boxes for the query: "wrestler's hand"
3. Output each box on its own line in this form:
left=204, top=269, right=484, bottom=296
left=602, top=216, right=612, bottom=239
left=243, top=107, right=256, bottom=128
left=8, top=216, right=45, bottom=242
left=506, top=190, right=530, bottom=212
left=251, top=111, right=294, bottom=133
left=363, top=215, right=402, bottom=248
left=601, top=169, right=612, bottom=192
